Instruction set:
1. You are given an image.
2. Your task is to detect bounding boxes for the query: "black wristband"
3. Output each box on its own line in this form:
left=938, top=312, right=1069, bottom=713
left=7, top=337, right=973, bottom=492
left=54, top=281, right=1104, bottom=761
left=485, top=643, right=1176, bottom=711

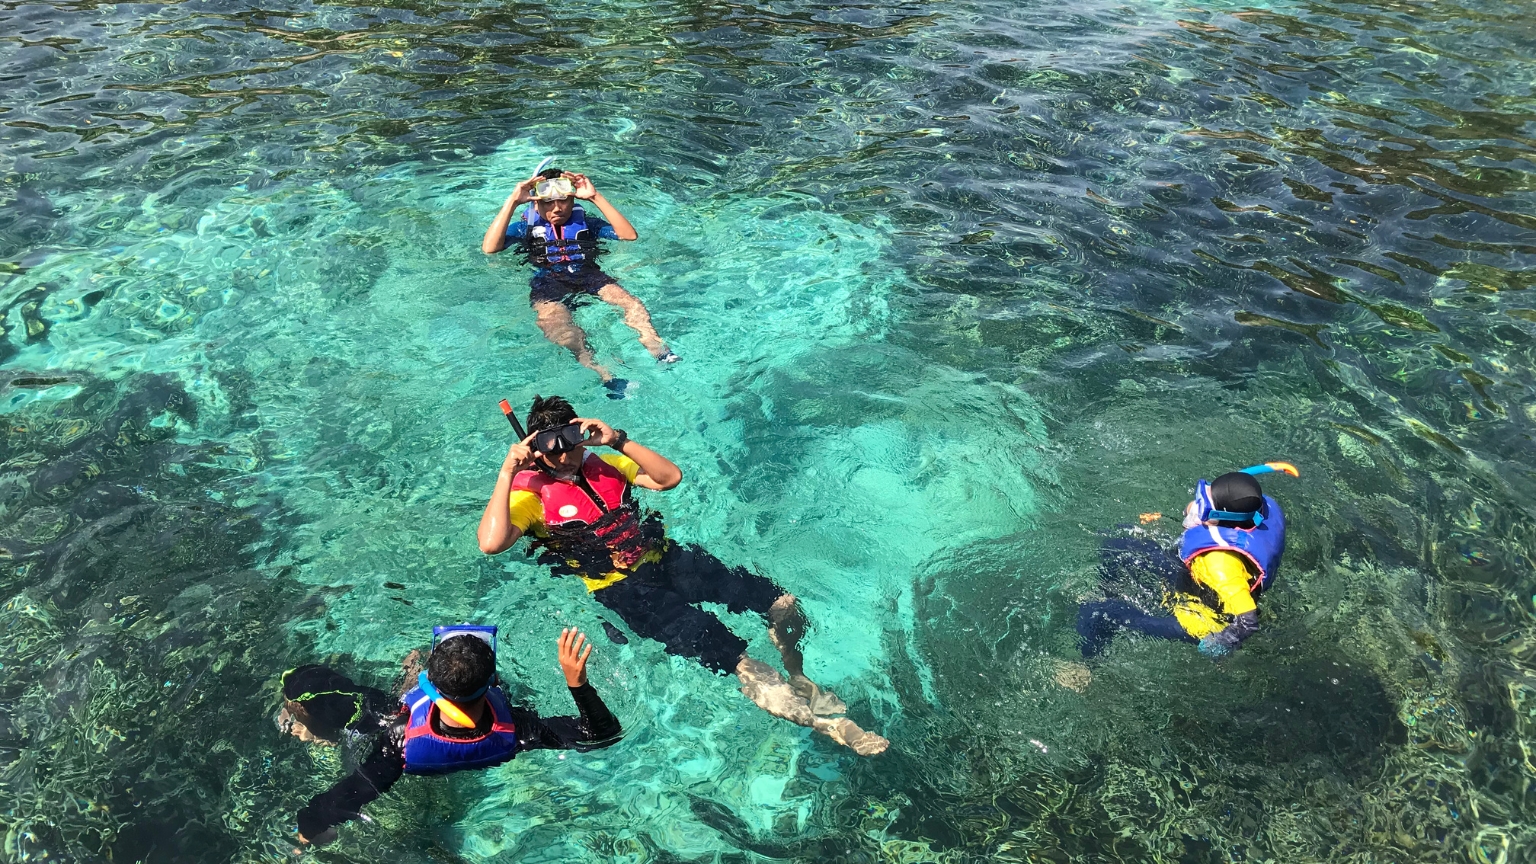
left=611, top=429, right=629, bottom=450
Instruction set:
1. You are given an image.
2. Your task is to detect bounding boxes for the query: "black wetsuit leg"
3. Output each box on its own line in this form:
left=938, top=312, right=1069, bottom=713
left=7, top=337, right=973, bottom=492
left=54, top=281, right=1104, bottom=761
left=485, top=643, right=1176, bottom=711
left=592, top=544, right=785, bottom=674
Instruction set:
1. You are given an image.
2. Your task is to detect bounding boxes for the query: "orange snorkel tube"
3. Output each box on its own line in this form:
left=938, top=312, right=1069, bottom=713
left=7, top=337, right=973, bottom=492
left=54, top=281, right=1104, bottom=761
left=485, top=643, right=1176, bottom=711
left=1239, top=461, right=1299, bottom=478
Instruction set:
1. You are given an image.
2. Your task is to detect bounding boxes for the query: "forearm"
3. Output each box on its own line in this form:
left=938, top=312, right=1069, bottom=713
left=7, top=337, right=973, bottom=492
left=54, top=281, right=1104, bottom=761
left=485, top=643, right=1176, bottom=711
left=1205, top=610, right=1260, bottom=650
left=482, top=195, right=522, bottom=253
left=587, top=193, right=637, bottom=240
left=617, top=440, right=681, bottom=489
left=477, top=469, right=522, bottom=554
left=513, top=684, right=623, bottom=752
left=296, top=724, right=405, bottom=839
left=568, top=683, right=622, bottom=744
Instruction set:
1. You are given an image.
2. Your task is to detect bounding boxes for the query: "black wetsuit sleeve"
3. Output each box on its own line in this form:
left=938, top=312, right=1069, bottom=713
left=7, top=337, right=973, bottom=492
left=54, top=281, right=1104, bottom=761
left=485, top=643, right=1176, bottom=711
left=1205, top=610, right=1260, bottom=651
left=296, top=715, right=406, bottom=839
left=512, top=684, right=623, bottom=752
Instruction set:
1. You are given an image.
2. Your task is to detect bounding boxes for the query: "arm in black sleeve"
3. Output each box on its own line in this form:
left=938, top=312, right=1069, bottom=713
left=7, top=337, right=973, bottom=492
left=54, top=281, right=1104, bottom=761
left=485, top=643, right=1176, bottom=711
left=296, top=716, right=406, bottom=840
left=1203, top=610, right=1260, bottom=652
left=512, top=684, right=623, bottom=752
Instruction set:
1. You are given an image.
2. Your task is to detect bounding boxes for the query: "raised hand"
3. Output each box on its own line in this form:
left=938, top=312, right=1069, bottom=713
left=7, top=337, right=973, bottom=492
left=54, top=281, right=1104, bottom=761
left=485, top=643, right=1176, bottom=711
left=558, top=627, right=593, bottom=687
left=572, top=417, right=618, bottom=447
left=565, top=172, right=597, bottom=200
left=501, top=433, right=537, bottom=474
left=509, top=175, right=540, bottom=205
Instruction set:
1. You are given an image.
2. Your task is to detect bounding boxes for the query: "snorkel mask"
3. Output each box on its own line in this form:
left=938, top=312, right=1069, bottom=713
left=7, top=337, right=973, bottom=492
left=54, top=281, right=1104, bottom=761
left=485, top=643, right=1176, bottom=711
left=534, top=423, right=587, bottom=456
left=418, top=624, right=498, bottom=728
left=532, top=176, right=575, bottom=201
left=1193, top=462, right=1298, bottom=526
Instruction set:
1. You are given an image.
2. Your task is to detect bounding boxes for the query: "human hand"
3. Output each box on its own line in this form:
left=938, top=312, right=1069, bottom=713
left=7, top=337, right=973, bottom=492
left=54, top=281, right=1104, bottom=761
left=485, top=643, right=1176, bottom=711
left=295, top=827, right=338, bottom=850
left=573, top=417, right=618, bottom=447
left=509, top=175, right=539, bottom=205
left=566, top=172, right=597, bottom=200
left=500, top=434, right=537, bottom=474
left=558, top=627, right=593, bottom=687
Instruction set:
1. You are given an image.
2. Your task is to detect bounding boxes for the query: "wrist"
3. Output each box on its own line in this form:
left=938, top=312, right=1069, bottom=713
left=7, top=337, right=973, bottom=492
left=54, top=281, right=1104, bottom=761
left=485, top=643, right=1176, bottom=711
left=609, top=429, right=629, bottom=450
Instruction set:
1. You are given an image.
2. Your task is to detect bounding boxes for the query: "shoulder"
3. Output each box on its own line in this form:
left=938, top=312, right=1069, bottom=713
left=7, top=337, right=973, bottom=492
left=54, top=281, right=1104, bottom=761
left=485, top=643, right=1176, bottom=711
left=597, top=452, right=641, bottom=483
left=582, top=214, right=618, bottom=239
left=505, top=215, right=531, bottom=238
left=508, top=488, right=545, bottom=530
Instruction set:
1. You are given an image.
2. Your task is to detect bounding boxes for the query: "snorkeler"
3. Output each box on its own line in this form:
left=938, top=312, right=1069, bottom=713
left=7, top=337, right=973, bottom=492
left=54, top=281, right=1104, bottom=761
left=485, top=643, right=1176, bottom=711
left=1075, top=463, right=1295, bottom=659
left=282, top=625, right=620, bottom=846
left=476, top=395, right=889, bottom=756
left=481, top=165, right=678, bottom=399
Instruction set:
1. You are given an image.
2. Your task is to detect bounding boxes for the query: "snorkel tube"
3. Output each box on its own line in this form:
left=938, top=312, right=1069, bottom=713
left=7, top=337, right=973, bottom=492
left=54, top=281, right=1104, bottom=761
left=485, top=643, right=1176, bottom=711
left=417, top=673, right=479, bottom=728
left=1239, top=461, right=1300, bottom=478
left=532, top=155, right=557, bottom=177
left=499, top=399, right=528, bottom=440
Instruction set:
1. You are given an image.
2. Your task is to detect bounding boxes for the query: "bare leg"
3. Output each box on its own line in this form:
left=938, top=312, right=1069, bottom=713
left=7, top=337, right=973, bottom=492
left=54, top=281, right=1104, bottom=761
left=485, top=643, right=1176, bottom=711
left=768, top=594, right=847, bottom=717
left=533, top=299, right=612, bottom=381
left=735, top=656, right=889, bottom=756
left=596, top=283, right=672, bottom=359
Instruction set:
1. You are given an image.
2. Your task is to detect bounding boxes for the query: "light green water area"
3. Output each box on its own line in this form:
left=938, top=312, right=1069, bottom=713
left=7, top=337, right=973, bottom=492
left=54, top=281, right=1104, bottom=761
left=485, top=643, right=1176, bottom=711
left=2, top=0, right=1535, bottom=858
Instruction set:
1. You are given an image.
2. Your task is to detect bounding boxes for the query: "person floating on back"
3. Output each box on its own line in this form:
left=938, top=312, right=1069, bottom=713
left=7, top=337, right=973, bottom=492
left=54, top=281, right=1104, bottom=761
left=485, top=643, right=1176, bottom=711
left=477, top=395, right=889, bottom=755
left=283, top=626, right=620, bottom=847
left=1075, top=463, right=1296, bottom=659
left=481, top=166, right=678, bottom=399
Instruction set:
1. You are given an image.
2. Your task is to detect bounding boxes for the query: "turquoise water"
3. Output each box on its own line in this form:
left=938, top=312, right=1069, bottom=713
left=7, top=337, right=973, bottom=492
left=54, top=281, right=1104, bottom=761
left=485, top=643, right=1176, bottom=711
left=3, top=0, right=1535, bottom=858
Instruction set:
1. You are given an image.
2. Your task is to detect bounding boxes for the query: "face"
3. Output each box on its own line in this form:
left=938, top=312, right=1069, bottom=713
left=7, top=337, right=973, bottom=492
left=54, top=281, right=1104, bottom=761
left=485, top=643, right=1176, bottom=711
left=536, top=196, right=574, bottom=226
left=538, top=442, right=585, bottom=475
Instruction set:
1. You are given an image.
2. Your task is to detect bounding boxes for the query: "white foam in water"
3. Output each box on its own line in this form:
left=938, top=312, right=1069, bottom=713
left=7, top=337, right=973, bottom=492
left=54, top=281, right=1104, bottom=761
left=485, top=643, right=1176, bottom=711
left=12, top=138, right=1043, bottom=859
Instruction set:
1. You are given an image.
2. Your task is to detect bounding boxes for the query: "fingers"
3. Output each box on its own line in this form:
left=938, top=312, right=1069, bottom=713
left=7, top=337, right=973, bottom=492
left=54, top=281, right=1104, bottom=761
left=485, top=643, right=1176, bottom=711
left=578, top=640, right=593, bottom=665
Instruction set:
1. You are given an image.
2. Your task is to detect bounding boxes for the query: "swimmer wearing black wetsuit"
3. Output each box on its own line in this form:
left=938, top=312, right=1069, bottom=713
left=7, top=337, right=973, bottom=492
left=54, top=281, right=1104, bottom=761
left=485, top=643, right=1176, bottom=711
left=477, top=395, right=889, bottom=756
left=282, top=627, right=620, bottom=846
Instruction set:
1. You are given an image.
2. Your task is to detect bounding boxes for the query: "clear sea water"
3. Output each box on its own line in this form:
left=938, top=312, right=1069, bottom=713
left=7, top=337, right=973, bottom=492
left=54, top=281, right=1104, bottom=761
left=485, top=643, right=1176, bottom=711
left=2, top=0, right=1534, bottom=858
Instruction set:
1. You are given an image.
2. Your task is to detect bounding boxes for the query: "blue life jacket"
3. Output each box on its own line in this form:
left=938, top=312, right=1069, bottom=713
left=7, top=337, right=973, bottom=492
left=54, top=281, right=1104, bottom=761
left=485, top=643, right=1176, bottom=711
left=1178, top=479, right=1286, bottom=593
left=520, top=205, right=599, bottom=272
left=400, top=685, right=518, bottom=775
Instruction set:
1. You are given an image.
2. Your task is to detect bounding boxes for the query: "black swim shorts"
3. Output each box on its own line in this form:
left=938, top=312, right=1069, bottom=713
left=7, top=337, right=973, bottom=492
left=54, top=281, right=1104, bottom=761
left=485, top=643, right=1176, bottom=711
left=529, top=267, right=616, bottom=306
left=592, top=543, right=786, bottom=674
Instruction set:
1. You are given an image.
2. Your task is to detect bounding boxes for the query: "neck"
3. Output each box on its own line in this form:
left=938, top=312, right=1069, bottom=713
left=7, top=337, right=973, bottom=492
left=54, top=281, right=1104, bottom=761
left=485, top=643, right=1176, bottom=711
left=440, top=697, right=487, bottom=729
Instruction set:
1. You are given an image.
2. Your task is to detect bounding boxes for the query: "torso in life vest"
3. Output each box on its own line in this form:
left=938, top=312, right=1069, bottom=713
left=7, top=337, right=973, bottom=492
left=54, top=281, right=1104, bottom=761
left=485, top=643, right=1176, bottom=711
left=512, top=452, right=660, bottom=575
left=520, top=205, right=600, bottom=273
left=401, top=686, right=518, bottom=776
left=1178, top=479, right=1286, bottom=593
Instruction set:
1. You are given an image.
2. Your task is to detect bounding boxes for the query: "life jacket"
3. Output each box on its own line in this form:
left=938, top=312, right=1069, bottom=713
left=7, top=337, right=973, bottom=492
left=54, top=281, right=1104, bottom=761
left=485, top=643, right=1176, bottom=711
left=520, top=205, right=600, bottom=272
left=401, top=685, right=518, bottom=775
left=1178, top=479, right=1286, bottom=593
left=512, top=452, right=664, bottom=577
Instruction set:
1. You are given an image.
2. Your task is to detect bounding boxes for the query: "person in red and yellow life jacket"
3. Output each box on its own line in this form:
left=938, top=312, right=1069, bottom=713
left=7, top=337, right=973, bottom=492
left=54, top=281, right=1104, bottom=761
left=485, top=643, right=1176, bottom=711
left=283, top=626, right=620, bottom=848
left=477, top=395, right=888, bottom=756
left=481, top=166, right=678, bottom=399
left=1075, top=464, right=1294, bottom=661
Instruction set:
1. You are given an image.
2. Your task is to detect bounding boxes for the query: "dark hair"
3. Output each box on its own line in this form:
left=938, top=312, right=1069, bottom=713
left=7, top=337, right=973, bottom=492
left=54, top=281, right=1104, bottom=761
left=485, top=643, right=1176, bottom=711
left=427, top=636, right=495, bottom=701
left=526, top=394, right=577, bottom=435
left=536, top=167, right=563, bottom=180
left=1210, top=472, right=1264, bottom=526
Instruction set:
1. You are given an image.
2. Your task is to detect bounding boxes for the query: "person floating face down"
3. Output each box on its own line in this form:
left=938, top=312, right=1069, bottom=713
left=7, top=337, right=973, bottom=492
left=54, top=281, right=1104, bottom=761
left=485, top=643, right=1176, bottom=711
left=1076, top=464, right=1294, bottom=659
left=280, top=626, right=621, bottom=848
left=480, top=167, right=680, bottom=399
left=477, top=395, right=889, bottom=756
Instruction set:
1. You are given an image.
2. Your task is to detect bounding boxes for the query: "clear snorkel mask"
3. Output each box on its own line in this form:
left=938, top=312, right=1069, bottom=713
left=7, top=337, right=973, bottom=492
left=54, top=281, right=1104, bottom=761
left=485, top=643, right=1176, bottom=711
left=533, top=176, right=576, bottom=201
left=418, top=624, right=498, bottom=726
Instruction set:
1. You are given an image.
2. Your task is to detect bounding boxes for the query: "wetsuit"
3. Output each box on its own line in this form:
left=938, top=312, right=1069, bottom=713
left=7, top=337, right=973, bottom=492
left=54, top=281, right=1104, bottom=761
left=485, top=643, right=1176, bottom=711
left=1075, top=536, right=1266, bottom=657
left=284, top=665, right=621, bottom=839
left=504, top=205, right=621, bottom=306
left=510, top=452, right=786, bottom=674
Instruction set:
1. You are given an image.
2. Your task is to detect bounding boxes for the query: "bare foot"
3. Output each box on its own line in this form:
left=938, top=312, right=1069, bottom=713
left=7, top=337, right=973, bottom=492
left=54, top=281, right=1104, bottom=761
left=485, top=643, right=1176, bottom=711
left=789, top=674, right=848, bottom=717
left=813, top=717, right=889, bottom=756
left=1053, top=660, right=1092, bottom=693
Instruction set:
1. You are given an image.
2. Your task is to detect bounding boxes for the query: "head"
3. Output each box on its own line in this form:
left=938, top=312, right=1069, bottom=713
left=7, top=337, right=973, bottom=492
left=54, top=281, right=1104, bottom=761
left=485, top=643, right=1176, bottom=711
left=426, top=634, right=496, bottom=703
left=532, top=168, right=575, bottom=226
left=1209, top=471, right=1264, bottom=528
left=525, top=394, right=585, bottom=474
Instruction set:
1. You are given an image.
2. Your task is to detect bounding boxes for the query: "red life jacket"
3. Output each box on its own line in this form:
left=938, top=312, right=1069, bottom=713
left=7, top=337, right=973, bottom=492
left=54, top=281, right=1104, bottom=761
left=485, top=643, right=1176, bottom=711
left=512, top=453, right=660, bottom=574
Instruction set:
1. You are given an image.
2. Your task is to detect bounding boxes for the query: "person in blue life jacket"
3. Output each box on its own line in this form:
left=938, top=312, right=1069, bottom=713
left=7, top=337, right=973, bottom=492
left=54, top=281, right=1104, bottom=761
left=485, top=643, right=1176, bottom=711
left=1074, top=462, right=1296, bottom=662
left=280, top=626, right=620, bottom=847
left=481, top=167, right=679, bottom=399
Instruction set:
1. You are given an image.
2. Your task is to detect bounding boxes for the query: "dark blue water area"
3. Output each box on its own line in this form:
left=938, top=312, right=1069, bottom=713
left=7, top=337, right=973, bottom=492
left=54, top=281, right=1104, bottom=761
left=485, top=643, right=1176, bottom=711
left=2, top=0, right=1535, bottom=859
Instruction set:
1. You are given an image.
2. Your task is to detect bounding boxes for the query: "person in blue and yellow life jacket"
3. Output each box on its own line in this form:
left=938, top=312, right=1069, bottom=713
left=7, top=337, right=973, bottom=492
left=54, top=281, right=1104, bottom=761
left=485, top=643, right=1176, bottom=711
left=477, top=394, right=890, bottom=756
left=481, top=166, right=679, bottom=399
left=1076, top=463, right=1295, bottom=659
left=281, top=625, right=620, bottom=847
